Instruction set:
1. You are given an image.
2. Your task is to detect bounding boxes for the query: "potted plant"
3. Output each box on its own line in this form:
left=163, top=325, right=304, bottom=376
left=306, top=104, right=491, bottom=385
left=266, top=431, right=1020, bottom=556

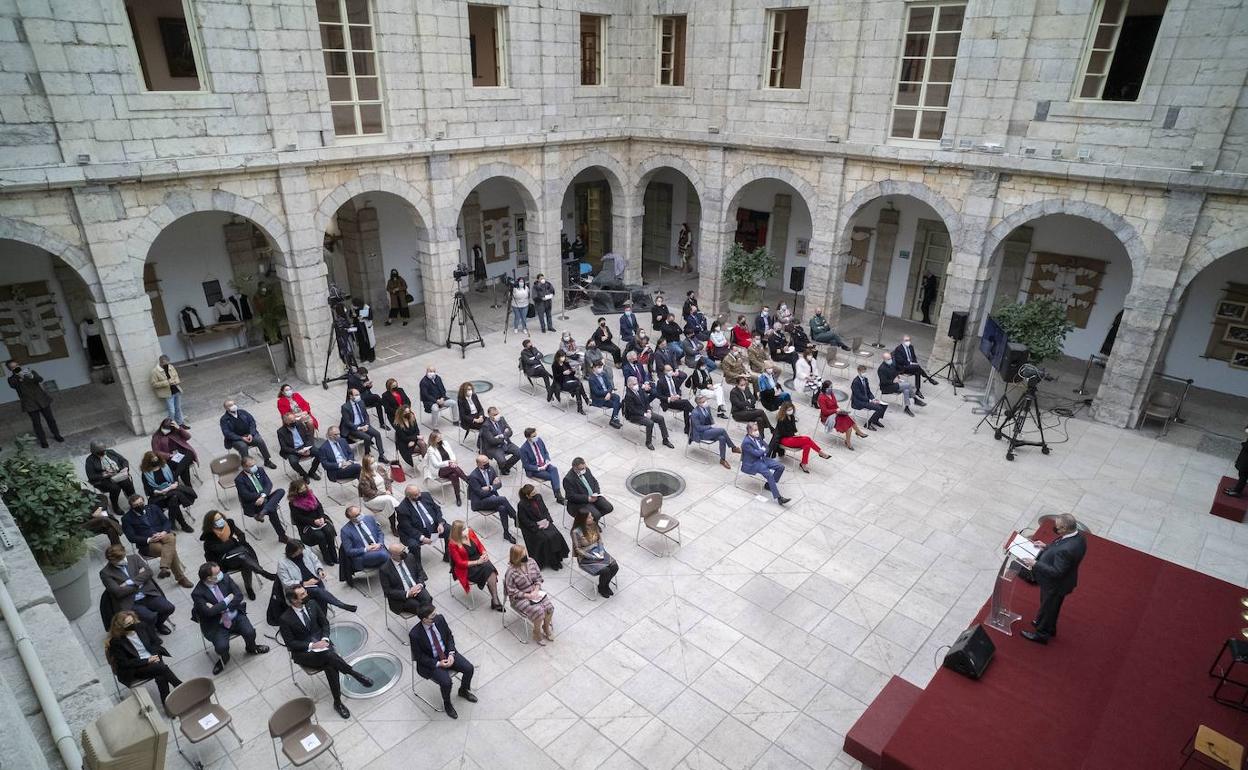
left=722, top=243, right=778, bottom=317
left=235, top=273, right=290, bottom=377
left=994, top=299, right=1075, bottom=362
left=0, top=438, right=96, bottom=619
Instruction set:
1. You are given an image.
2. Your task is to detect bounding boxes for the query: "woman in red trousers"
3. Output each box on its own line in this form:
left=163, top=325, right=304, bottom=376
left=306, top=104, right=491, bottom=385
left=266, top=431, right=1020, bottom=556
left=772, top=401, right=831, bottom=473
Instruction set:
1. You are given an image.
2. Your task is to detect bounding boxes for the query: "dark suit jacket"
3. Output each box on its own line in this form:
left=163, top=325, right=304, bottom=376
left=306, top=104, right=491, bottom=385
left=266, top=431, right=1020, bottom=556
left=877, top=362, right=903, bottom=394
left=108, top=624, right=170, bottom=682
left=730, top=386, right=760, bottom=416
left=340, top=515, right=385, bottom=569
left=191, top=574, right=249, bottom=639
left=409, top=614, right=460, bottom=677
left=234, top=468, right=275, bottom=516
left=519, top=439, right=554, bottom=475
left=99, top=554, right=163, bottom=611
left=650, top=304, right=670, bottom=332
left=86, top=450, right=130, bottom=486
left=655, top=371, right=686, bottom=402
left=346, top=370, right=376, bottom=399
left=418, top=375, right=448, bottom=410
left=754, top=313, right=773, bottom=335
left=622, top=389, right=651, bottom=422
left=339, top=399, right=373, bottom=434
left=563, top=468, right=604, bottom=506
left=587, top=370, right=615, bottom=399
left=893, top=343, right=923, bottom=368
left=7, top=370, right=50, bottom=411
left=396, top=493, right=445, bottom=544
left=381, top=388, right=411, bottom=424
left=467, top=467, right=503, bottom=506
left=520, top=347, right=547, bottom=376
left=121, top=504, right=172, bottom=547
left=851, top=375, right=876, bottom=409
left=689, top=407, right=721, bottom=442
left=317, top=437, right=356, bottom=473
left=619, top=312, right=640, bottom=343
left=480, top=418, right=517, bottom=451
left=1032, top=532, right=1087, bottom=596
left=219, top=409, right=261, bottom=449
left=1236, top=439, right=1248, bottom=473
left=622, top=361, right=650, bottom=387
left=379, top=554, right=430, bottom=612
left=277, top=422, right=316, bottom=459
left=278, top=601, right=331, bottom=654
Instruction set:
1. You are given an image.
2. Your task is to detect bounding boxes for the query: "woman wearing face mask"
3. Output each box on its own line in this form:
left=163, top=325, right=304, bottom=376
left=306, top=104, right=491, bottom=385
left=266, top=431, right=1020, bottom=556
left=687, top=357, right=728, bottom=419
left=516, top=483, right=569, bottom=570
left=380, top=377, right=411, bottom=428
left=707, top=321, right=731, bottom=361
left=589, top=316, right=622, bottom=365
left=140, top=451, right=196, bottom=533
left=559, top=332, right=584, bottom=367
left=457, top=381, right=485, bottom=439
left=199, top=509, right=276, bottom=600
left=551, top=350, right=588, bottom=414
left=106, top=610, right=182, bottom=709
left=286, top=478, right=338, bottom=565
left=385, top=269, right=410, bottom=326
left=391, top=406, right=427, bottom=468
left=150, top=417, right=197, bottom=486
left=505, top=544, right=555, bottom=644
left=358, top=454, right=401, bottom=522
left=423, top=430, right=468, bottom=506
left=276, top=383, right=318, bottom=430
left=510, top=278, right=530, bottom=334
left=581, top=338, right=606, bottom=376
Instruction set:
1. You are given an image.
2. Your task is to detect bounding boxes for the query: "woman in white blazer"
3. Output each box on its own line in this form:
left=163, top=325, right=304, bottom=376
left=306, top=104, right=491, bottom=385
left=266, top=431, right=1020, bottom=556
left=423, top=430, right=468, bottom=506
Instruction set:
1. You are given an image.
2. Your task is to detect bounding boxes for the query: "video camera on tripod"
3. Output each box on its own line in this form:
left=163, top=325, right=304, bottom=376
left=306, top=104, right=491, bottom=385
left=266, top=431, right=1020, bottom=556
left=321, top=284, right=358, bottom=388
left=452, top=263, right=473, bottom=283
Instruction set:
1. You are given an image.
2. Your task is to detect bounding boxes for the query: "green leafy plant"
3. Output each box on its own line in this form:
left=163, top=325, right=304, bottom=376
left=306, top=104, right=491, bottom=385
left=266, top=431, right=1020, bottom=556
left=232, top=273, right=287, bottom=345
left=994, top=299, right=1074, bottom=362
left=0, top=438, right=94, bottom=572
left=722, top=243, right=778, bottom=304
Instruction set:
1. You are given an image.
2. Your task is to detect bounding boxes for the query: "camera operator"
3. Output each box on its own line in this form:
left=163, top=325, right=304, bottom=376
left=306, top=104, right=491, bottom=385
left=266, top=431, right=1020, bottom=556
left=6, top=359, right=63, bottom=447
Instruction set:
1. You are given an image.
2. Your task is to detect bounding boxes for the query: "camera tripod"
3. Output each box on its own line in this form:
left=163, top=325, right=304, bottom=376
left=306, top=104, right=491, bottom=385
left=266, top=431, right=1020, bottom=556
left=974, top=378, right=1050, bottom=461
left=930, top=338, right=966, bottom=394
left=445, top=280, right=484, bottom=358
left=321, top=316, right=357, bottom=389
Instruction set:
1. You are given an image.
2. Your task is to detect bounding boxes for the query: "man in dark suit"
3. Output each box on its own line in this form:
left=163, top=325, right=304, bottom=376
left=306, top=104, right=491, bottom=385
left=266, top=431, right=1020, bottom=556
left=754, top=307, right=773, bottom=336
left=851, top=364, right=887, bottom=430
left=340, top=506, right=388, bottom=573
left=467, top=455, right=517, bottom=543
left=379, top=543, right=433, bottom=615
left=340, top=388, right=387, bottom=461
left=893, top=335, right=938, bottom=395
left=479, top=407, right=522, bottom=473
left=519, top=339, right=556, bottom=401
left=621, top=351, right=655, bottom=403
left=1020, top=514, right=1088, bottom=645
left=623, top=377, right=674, bottom=451
left=652, top=340, right=682, bottom=374
left=191, top=562, right=269, bottom=674
left=878, top=352, right=924, bottom=417
left=618, top=301, right=641, bottom=345
left=586, top=362, right=623, bottom=428
left=1223, top=425, right=1248, bottom=497
left=396, top=484, right=450, bottom=560
left=86, top=441, right=135, bottom=515
left=655, top=364, right=694, bottom=434
left=234, top=455, right=288, bottom=543
left=520, top=428, right=566, bottom=503
left=562, top=457, right=614, bottom=524
left=418, top=366, right=459, bottom=424
left=346, top=365, right=388, bottom=428
left=99, top=544, right=175, bottom=633
left=277, top=411, right=322, bottom=481
left=729, top=376, right=773, bottom=437
left=681, top=291, right=698, bottom=320
left=6, top=360, right=62, bottom=447
left=689, top=394, right=740, bottom=469
left=409, top=605, right=477, bottom=719
left=279, top=586, right=373, bottom=719
left=532, top=273, right=556, bottom=333
left=121, top=494, right=192, bottom=587
left=219, top=400, right=277, bottom=468
left=742, top=423, right=789, bottom=505
left=317, top=426, right=362, bottom=481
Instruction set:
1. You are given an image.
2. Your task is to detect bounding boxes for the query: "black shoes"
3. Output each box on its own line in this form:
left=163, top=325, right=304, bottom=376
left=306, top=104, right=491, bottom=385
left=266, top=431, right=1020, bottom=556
left=245, top=585, right=257, bottom=601
left=554, top=495, right=566, bottom=504
left=308, top=471, right=322, bottom=480
left=459, top=688, right=477, bottom=702
left=264, top=460, right=277, bottom=470
left=344, top=603, right=359, bottom=613
left=246, top=644, right=270, bottom=655
left=914, top=398, right=926, bottom=407
left=157, top=622, right=174, bottom=635
left=662, top=440, right=675, bottom=449
left=646, top=442, right=655, bottom=451
left=354, top=673, right=374, bottom=688
left=334, top=701, right=351, bottom=719
left=609, top=419, right=622, bottom=429
left=866, top=423, right=877, bottom=431
left=904, top=407, right=914, bottom=417
left=445, top=703, right=459, bottom=719
left=212, top=659, right=226, bottom=675
left=53, top=434, right=64, bottom=442
left=180, top=525, right=194, bottom=534
left=504, top=533, right=516, bottom=544
left=777, top=496, right=791, bottom=506
left=1021, top=630, right=1048, bottom=645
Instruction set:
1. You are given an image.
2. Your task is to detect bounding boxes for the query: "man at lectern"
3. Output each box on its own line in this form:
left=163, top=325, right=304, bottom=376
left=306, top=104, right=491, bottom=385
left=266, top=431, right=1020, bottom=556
left=1020, top=513, right=1086, bottom=645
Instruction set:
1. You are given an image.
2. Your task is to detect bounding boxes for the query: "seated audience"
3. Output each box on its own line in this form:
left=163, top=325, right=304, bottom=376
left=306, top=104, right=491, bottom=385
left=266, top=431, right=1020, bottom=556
left=219, top=400, right=276, bottom=468
left=796, top=349, right=820, bottom=395
left=879, top=351, right=925, bottom=416
left=106, top=610, right=183, bottom=709
left=656, top=364, right=695, bottom=434
left=809, top=308, right=851, bottom=350
left=318, top=426, right=363, bottom=481
left=720, top=346, right=759, bottom=391
left=742, top=423, right=789, bottom=505
left=467, top=454, right=517, bottom=543
left=817, top=381, right=868, bottom=450
left=457, top=382, right=486, bottom=438
left=516, top=484, right=569, bottom=570
left=551, top=350, right=588, bottom=413
left=447, top=520, right=503, bottom=611
left=277, top=411, right=322, bottom=481
left=586, top=361, right=623, bottom=428
left=851, top=364, right=888, bottom=430
left=768, top=325, right=800, bottom=378
left=100, top=543, right=175, bottom=634
left=570, top=510, right=619, bottom=598
left=479, top=406, right=522, bottom=472
left=276, top=383, right=318, bottom=430
left=359, top=454, right=401, bottom=521
left=618, top=301, right=641, bottom=346
left=559, top=331, right=584, bottom=368
left=279, top=585, right=372, bottom=719
left=341, top=388, right=388, bottom=461
left=287, top=479, right=338, bottom=565
left=423, top=430, right=468, bottom=507
left=150, top=418, right=196, bottom=486
left=505, top=544, right=556, bottom=645
left=396, top=484, right=450, bottom=559
left=624, top=377, right=674, bottom=451
left=707, top=321, right=731, bottom=360
left=139, top=451, right=195, bottom=533
left=409, top=605, right=477, bottom=719
left=277, top=540, right=356, bottom=612
left=590, top=316, right=622, bottom=365
left=419, top=366, right=460, bottom=425
left=758, top=365, right=793, bottom=411
left=893, top=335, right=939, bottom=394
left=772, top=402, right=831, bottom=472
left=391, top=405, right=428, bottom=468
left=747, top=334, right=770, bottom=374
left=83, top=492, right=123, bottom=546
left=121, top=494, right=192, bottom=587
left=379, top=543, right=433, bottom=616
left=380, top=377, right=412, bottom=428
left=520, top=427, right=565, bottom=503
left=347, top=365, right=389, bottom=429
left=689, top=394, right=741, bottom=469
left=200, top=510, right=276, bottom=600
left=650, top=295, right=671, bottom=332
left=563, top=457, right=614, bottom=524
left=519, top=339, right=556, bottom=401
left=191, top=561, right=269, bottom=674
left=731, top=316, right=753, bottom=348
left=730, top=376, right=773, bottom=437
left=340, top=505, right=388, bottom=574
left=687, top=357, right=727, bottom=417
left=234, top=455, right=288, bottom=543
left=86, top=441, right=135, bottom=515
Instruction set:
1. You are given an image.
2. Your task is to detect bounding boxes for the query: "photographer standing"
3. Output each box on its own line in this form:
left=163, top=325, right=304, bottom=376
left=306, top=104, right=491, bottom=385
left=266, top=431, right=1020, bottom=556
left=6, top=359, right=63, bottom=447
left=510, top=277, right=530, bottom=335
left=532, top=273, right=556, bottom=334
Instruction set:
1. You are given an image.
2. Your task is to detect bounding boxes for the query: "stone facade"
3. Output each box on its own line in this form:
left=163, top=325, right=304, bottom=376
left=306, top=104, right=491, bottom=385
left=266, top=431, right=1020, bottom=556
left=0, top=0, right=1245, bottom=432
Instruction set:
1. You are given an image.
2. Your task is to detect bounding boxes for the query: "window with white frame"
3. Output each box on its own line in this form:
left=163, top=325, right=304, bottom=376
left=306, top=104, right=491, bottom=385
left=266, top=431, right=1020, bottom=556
left=580, top=14, right=607, bottom=86
left=656, top=15, right=687, bottom=87
left=1076, top=0, right=1168, bottom=102
left=889, top=3, right=965, bottom=141
left=317, top=0, right=384, bottom=137
left=764, top=8, right=808, bottom=89
left=468, top=4, right=508, bottom=87
left=123, top=0, right=207, bottom=91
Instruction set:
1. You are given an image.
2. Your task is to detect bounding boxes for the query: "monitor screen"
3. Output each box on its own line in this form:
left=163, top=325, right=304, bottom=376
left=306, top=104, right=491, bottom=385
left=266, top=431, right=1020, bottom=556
left=980, top=316, right=1008, bottom=371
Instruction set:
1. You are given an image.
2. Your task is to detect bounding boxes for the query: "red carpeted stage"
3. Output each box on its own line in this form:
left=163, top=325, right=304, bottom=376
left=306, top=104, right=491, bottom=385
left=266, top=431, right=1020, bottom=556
left=849, top=530, right=1248, bottom=770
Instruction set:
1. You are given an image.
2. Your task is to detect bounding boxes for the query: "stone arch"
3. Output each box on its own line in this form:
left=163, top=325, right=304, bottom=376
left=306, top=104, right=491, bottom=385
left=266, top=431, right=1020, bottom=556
left=129, top=189, right=289, bottom=270
left=560, top=150, right=630, bottom=204
left=833, top=180, right=962, bottom=257
left=314, top=173, right=434, bottom=240
left=634, top=154, right=706, bottom=202
left=450, top=162, right=543, bottom=220
left=721, top=164, right=819, bottom=225
left=981, top=198, right=1147, bottom=274
left=0, top=216, right=102, bottom=302
left=1172, top=229, right=1248, bottom=310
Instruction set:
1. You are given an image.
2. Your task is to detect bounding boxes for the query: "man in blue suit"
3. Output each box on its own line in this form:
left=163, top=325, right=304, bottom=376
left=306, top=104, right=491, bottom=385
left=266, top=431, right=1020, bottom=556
left=618, top=301, right=641, bottom=345
left=234, top=455, right=288, bottom=543
left=219, top=399, right=277, bottom=468
left=586, top=362, right=622, bottom=428
left=340, top=388, right=387, bottom=461
left=753, top=307, right=773, bottom=336
left=395, top=484, right=450, bottom=561
left=689, top=394, right=740, bottom=469
left=318, top=426, right=362, bottom=481
left=340, top=505, right=388, bottom=573
left=621, top=351, right=655, bottom=403
left=742, top=423, right=789, bottom=505
left=850, top=364, right=887, bottom=430
left=520, top=427, right=565, bottom=504
left=191, top=562, right=268, bottom=675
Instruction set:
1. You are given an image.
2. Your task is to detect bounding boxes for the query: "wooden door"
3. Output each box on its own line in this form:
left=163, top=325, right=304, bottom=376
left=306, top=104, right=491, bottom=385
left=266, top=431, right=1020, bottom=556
left=642, top=182, right=673, bottom=265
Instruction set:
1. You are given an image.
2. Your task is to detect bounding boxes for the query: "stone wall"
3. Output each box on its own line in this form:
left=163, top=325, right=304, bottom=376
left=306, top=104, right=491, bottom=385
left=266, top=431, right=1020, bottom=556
left=0, top=500, right=113, bottom=770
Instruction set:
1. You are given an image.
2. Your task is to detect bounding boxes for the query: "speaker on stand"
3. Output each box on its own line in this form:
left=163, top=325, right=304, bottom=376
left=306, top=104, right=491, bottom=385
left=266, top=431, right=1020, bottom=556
left=931, top=311, right=968, bottom=392
left=788, top=267, right=805, bottom=321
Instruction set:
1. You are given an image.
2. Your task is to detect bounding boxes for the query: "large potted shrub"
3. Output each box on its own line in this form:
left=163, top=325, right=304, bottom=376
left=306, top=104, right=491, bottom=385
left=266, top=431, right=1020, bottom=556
left=722, top=243, right=778, bottom=317
left=0, top=438, right=96, bottom=619
left=235, top=273, right=290, bottom=377
left=994, top=299, right=1075, bottom=362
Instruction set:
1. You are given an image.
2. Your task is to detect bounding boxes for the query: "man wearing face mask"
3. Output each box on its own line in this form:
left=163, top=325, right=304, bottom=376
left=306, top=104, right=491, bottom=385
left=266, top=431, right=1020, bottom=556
left=1225, top=425, right=1248, bottom=498
left=346, top=365, right=388, bottom=429
left=234, top=456, right=289, bottom=543
left=851, top=364, right=888, bottom=430
left=520, top=427, right=566, bottom=503
left=656, top=364, right=695, bottom=435
left=191, top=561, right=269, bottom=675
left=892, top=335, right=938, bottom=395
left=623, top=377, right=674, bottom=451
left=279, top=585, right=373, bottom=719
left=340, top=388, right=387, bottom=462
left=317, top=426, right=362, bottom=482
left=479, top=407, right=522, bottom=474
left=467, top=454, right=517, bottom=543
left=219, top=399, right=277, bottom=469
left=396, top=484, right=450, bottom=559
left=590, top=316, right=622, bottom=365
left=808, top=308, right=851, bottom=351
left=150, top=354, right=187, bottom=428
left=277, top=411, right=321, bottom=481
left=419, top=366, right=460, bottom=425
left=877, top=352, right=924, bottom=416
left=532, top=273, right=556, bottom=333
left=619, top=301, right=641, bottom=346
left=86, top=440, right=136, bottom=515
left=587, top=362, right=623, bottom=429
left=100, top=544, right=176, bottom=634
left=379, top=542, right=433, bottom=618
left=6, top=359, right=63, bottom=447
left=121, top=494, right=193, bottom=587
left=562, top=457, right=613, bottom=525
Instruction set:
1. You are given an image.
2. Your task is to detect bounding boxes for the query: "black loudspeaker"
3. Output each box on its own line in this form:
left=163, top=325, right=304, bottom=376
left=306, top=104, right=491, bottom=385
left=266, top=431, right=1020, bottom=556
left=948, top=311, right=968, bottom=340
left=943, top=624, right=995, bottom=680
left=1000, top=342, right=1030, bottom=381
left=789, top=267, right=806, bottom=293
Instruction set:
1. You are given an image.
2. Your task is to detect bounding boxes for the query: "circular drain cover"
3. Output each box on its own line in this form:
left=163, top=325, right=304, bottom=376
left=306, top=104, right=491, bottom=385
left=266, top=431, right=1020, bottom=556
left=469, top=380, right=493, bottom=394
left=342, top=652, right=402, bottom=699
left=625, top=469, right=685, bottom=499
left=329, top=620, right=368, bottom=658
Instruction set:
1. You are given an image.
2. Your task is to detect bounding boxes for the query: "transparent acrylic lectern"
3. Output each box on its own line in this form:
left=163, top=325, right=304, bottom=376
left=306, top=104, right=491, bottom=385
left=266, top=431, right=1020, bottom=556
left=985, top=534, right=1029, bottom=635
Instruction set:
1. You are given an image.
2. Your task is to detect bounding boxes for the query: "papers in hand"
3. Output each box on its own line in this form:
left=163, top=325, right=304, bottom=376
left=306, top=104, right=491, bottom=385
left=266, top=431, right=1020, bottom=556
left=532, top=590, right=547, bottom=601
left=170, top=451, right=185, bottom=463
left=197, top=713, right=220, bottom=730
left=299, top=733, right=321, bottom=752
left=1006, top=533, right=1040, bottom=563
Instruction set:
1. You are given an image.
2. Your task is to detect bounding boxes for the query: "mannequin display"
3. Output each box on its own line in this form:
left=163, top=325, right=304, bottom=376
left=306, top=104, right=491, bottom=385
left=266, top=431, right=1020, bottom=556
left=213, top=299, right=237, bottom=323
left=179, top=307, right=205, bottom=334
left=79, top=317, right=108, bottom=367
left=228, top=294, right=253, bottom=321
left=472, top=244, right=487, bottom=292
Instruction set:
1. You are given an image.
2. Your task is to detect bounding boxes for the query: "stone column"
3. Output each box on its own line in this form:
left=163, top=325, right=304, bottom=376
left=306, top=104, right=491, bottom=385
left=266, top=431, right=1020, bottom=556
left=274, top=167, right=332, bottom=385
left=425, top=154, right=462, bottom=346
left=770, top=194, right=793, bottom=301
left=863, top=208, right=899, bottom=314
left=807, top=156, right=846, bottom=325
left=697, top=146, right=727, bottom=316
left=930, top=171, right=999, bottom=373
left=539, top=145, right=566, bottom=313
left=990, top=226, right=1033, bottom=313
left=1092, top=190, right=1205, bottom=427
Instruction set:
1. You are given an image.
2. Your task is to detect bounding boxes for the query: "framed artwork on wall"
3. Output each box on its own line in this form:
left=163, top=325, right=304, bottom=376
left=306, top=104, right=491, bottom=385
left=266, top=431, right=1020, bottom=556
left=1223, top=324, right=1248, bottom=346
left=1215, top=300, right=1248, bottom=322
left=1230, top=350, right=1248, bottom=370
left=795, top=238, right=809, bottom=257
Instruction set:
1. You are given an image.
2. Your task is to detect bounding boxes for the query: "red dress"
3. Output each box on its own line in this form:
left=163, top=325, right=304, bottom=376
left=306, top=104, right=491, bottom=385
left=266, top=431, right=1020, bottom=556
left=731, top=325, right=752, bottom=348
left=818, top=392, right=855, bottom=433
left=448, top=529, right=492, bottom=592
left=278, top=392, right=319, bottom=429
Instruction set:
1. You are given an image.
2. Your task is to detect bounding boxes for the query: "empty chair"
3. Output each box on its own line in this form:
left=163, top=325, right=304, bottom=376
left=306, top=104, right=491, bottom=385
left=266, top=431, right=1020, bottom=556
left=1139, top=389, right=1181, bottom=437
left=635, top=492, right=680, bottom=556
left=268, top=696, right=340, bottom=768
left=165, top=678, right=241, bottom=770
left=209, top=455, right=242, bottom=506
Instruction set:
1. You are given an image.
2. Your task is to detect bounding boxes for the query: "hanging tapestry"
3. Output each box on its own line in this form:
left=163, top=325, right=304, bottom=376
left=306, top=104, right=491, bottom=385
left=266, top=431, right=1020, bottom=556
left=1026, top=252, right=1108, bottom=329
left=0, top=281, right=66, bottom=362
left=481, top=207, right=512, bottom=263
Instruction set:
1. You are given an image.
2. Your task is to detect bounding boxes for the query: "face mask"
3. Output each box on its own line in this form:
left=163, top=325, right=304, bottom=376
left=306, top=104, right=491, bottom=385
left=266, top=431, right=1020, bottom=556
left=593, top=368, right=603, bottom=375
left=245, top=466, right=256, bottom=475
left=353, top=395, right=362, bottom=403
left=123, top=620, right=136, bottom=630
left=282, top=389, right=292, bottom=397
left=159, top=428, right=171, bottom=435
left=94, top=449, right=106, bottom=456
left=227, top=406, right=238, bottom=414
left=883, top=357, right=892, bottom=364
left=213, top=518, right=225, bottom=530
left=428, top=372, right=437, bottom=378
